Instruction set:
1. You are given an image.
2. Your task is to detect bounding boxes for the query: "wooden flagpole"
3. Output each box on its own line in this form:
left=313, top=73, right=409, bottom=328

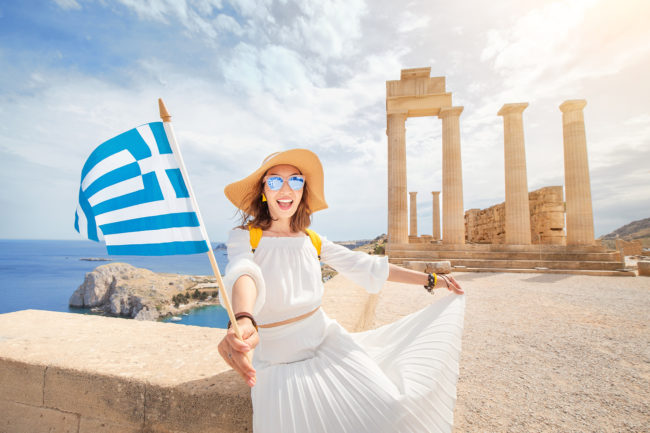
left=158, top=98, right=246, bottom=345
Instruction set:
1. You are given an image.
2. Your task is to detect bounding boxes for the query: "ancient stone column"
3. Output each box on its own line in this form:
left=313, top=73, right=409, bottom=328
left=431, top=191, right=441, bottom=240
left=560, top=100, right=594, bottom=246
left=498, top=103, right=532, bottom=245
left=387, top=112, right=408, bottom=244
left=409, top=192, right=418, bottom=237
left=438, top=106, right=465, bottom=245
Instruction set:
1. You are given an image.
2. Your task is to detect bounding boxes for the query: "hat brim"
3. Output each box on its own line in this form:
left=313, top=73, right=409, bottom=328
left=224, top=148, right=328, bottom=213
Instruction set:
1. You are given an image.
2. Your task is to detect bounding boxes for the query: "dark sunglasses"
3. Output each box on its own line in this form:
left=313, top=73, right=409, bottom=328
left=264, top=175, right=305, bottom=191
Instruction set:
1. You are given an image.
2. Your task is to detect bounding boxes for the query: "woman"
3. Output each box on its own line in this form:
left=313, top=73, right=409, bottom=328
left=218, top=149, right=465, bottom=433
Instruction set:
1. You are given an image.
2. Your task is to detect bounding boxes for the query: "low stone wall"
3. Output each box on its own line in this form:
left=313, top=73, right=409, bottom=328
left=0, top=274, right=384, bottom=433
left=465, top=186, right=566, bottom=245
left=616, top=239, right=644, bottom=257
left=0, top=310, right=251, bottom=433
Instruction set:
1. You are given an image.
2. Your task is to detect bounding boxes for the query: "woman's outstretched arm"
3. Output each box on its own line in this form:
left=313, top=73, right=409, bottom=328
left=217, top=275, right=259, bottom=388
left=387, top=263, right=464, bottom=294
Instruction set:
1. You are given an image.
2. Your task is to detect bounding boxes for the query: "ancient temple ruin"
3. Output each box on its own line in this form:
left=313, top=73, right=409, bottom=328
left=386, top=67, right=464, bottom=245
left=386, top=67, right=631, bottom=276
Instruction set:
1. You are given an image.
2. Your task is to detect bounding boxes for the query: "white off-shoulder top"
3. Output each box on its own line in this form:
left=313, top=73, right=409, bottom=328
left=222, top=228, right=390, bottom=326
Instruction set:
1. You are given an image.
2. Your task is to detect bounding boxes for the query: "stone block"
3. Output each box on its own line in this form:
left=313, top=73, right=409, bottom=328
left=616, top=239, right=643, bottom=256
left=0, top=358, right=45, bottom=406
left=79, top=416, right=143, bottom=433
left=403, top=261, right=452, bottom=274
left=408, top=236, right=426, bottom=244
left=0, top=399, right=79, bottom=433
left=144, top=371, right=252, bottom=433
left=44, top=366, right=145, bottom=426
left=638, top=261, right=650, bottom=277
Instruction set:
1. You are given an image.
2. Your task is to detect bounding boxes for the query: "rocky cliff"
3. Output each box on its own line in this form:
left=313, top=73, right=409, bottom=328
left=69, top=263, right=219, bottom=321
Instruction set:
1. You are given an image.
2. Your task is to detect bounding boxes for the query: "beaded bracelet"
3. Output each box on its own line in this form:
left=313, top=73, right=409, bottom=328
left=424, top=273, right=437, bottom=293
left=227, top=312, right=259, bottom=332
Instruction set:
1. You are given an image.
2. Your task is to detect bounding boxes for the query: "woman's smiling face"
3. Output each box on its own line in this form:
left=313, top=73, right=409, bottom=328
left=263, top=164, right=304, bottom=220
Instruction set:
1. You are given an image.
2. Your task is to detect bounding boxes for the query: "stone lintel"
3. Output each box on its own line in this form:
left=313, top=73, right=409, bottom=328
left=438, top=106, right=464, bottom=118
left=386, top=77, right=446, bottom=98
left=400, top=67, right=432, bottom=79
left=498, top=102, right=529, bottom=116
left=386, top=93, right=452, bottom=117
left=559, top=99, right=587, bottom=113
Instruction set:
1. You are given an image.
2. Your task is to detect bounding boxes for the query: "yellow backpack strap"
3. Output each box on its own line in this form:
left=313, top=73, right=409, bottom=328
left=305, top=229, right=322, bottom=260
left=248, top=224, right=263, bottom=253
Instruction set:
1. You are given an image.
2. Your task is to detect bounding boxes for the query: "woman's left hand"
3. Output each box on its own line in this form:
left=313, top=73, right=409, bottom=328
left=436, top=274, right=464, bottom=295
left=217, top=319, right=259, bottom=387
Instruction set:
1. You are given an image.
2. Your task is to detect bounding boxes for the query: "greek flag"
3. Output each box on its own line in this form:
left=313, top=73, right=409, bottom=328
left=74, top=122, right=209, bottom=256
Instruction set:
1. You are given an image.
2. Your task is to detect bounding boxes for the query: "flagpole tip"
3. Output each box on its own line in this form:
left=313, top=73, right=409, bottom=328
left=158, top=98, right=172, bottom=122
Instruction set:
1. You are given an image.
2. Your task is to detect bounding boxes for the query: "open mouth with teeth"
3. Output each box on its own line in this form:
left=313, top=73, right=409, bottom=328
left=277, top=199, right=293, bottom=210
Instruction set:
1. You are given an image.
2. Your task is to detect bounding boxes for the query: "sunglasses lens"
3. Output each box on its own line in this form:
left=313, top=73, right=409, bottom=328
left=266, top=176, right=283, bottom=190
left=288, top=176, right=304, bottom=190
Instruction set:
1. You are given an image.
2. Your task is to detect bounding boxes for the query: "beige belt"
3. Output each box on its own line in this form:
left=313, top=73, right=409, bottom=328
left=259, top=305, right=321, bottom=328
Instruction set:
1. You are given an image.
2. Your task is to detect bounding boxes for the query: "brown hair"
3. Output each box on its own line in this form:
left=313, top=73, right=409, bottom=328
left=236, top=173, right=312, bottom=233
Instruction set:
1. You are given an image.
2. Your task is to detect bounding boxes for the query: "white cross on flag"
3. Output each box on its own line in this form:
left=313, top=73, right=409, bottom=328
left=74, top=121, right=210, bottom=255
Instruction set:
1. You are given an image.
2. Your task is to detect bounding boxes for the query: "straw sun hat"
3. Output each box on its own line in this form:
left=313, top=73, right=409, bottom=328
left=224, top=148, right=328, bottom=213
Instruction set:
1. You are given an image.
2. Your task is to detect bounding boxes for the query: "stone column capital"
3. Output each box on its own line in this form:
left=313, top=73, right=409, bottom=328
left=386, top=112, right=408, bottom=136
left=498, top=102, right=529, bottom=116
left=560, top=99, right=587, bottom=113
left=431, top=191, right=440, bottom=196
left=409, top=191, right=417, bottom=197
left=438, top=106, right=464, bottom=119
left=387, top=111, right=408, bottom=120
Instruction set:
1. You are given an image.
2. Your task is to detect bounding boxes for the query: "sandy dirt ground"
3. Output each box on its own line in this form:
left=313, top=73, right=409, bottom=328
left=325, top=271, right=650, bottom=433
left=448, top=272, right=649, bottom=433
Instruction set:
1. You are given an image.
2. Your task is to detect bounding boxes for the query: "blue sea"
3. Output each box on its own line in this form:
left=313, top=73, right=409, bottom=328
left=0, top=239, right=230, bottom=328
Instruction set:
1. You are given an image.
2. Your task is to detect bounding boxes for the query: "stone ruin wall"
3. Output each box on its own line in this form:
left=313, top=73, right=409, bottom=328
left=465, top=186, right=566, bottom=245
left=615, top=239, right=643, bottom=256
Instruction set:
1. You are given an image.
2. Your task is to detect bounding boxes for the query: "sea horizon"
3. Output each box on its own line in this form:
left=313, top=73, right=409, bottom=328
left=0, top=239, right=231, bottom=328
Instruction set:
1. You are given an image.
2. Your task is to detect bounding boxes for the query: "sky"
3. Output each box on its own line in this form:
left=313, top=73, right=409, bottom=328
left=0, top=0, right=648, bottom=242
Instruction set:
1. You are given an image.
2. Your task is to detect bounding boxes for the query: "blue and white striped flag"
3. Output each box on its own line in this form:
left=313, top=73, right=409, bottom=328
left=74, top=121, right=210, bottom=256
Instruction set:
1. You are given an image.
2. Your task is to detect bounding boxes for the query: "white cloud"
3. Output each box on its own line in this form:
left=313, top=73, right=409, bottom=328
left=214, top=13, right=243, bottom=36
left=53, top=0, right=81, bottom=10
left=398, top=10, right=430, bottom=33
left=480, top=0, right=650, bottom=100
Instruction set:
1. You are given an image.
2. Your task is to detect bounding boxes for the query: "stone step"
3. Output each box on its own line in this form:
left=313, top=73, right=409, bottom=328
left=390, top=258, right=624, bottom=271
left=449, top=267, right=636, bottom=277
left=388, top=243, right=609, bottom=253
left=387, top=250, right=621, bottom=261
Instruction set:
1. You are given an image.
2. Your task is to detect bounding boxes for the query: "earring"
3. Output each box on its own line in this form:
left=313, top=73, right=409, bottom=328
left=262, top=193, right=267, bottom=202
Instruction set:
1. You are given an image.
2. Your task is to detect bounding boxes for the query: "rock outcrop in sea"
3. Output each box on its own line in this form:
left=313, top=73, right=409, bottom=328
left=69, top=263, right=219, bottom=321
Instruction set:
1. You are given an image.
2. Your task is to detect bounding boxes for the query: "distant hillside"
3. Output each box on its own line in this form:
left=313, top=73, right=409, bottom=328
left=599, top=217, right=650, bottom=248
left=322, top=234, right=387, bottom=282
left=352, top=234, right=387, bottom=255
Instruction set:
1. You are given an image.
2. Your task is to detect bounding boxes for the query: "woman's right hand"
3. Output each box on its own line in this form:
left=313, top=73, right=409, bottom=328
left=436, top=274, right=464, bottom=295
left=218, top=318, right=259, bottom=387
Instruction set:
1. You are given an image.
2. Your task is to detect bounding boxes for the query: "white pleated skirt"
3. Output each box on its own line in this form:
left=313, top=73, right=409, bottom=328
left=251, top=294, right=465, bottom=433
